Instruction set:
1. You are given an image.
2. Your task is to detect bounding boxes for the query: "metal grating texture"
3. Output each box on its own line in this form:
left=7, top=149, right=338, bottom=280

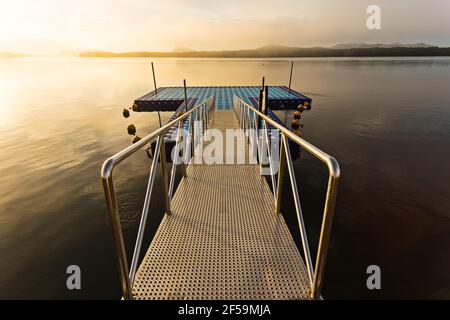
left=132, top=164, right=311, bottom=300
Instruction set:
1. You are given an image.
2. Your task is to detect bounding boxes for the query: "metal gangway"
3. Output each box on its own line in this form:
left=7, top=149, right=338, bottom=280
left=101, top=93, right=340, bottom=300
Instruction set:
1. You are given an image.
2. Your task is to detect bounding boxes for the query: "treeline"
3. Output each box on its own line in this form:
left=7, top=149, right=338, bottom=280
left=80, top=47, right=450, bottom=58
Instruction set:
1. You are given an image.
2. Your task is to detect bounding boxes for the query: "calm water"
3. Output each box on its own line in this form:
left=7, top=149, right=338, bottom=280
left=0, top=58, right=449, bottom=299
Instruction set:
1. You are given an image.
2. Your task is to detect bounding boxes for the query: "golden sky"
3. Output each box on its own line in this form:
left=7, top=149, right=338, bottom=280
left=0, top=0, right=449, bottom=54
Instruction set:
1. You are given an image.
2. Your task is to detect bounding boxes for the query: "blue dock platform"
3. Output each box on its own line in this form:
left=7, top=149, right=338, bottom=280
left=133, top=86, right=312, bottom=112
left=132, top=86, right=312, bottom=161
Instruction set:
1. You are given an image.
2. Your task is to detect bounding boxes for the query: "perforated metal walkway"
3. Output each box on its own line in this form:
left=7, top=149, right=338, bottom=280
left=132, top=110, right=311, bottom=300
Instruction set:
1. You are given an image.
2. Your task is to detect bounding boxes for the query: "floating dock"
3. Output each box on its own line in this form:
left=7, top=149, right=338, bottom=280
left=102, top=85, right=339, bottom=301
left=133, top=86, right=312, bottom=112
left=135, top=86, right=311, bottom=160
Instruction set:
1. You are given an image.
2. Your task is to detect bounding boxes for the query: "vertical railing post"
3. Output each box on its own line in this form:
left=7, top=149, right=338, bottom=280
left=202, top=103, right=206, bottom=132
left=245, top=107, right=250, bottom=143
left=264, top=86, right=269, bottom=116
left=159, top=134, right=171, bottom=214
left=241, top=101, right=244, bottom=128
left=183, top=79, right=188, bottom=113
left=208, top=97, right=212, bottom=127
left=183, top=118, right=192, bottom=174
left=263, top=121, right=277, bottom=197
left=275, top=134, right=286, bottom=214
left=201, top=103, right=205, bottom=135
left=169, top=124, right=184, bottom=199
left=282, top=135, right=314, bottom=287
left=240, top=102, right=244, bottom=129
left=312, top=171, right=340, bottom=299
left=181, top=127, right=187, bottom=178
left=101, top=173, right=132, bottom=299
left=242, top=102, right=245, bottom=130
left=242, top=103, right=246, bottom=131
left=190, top=113, right=195, bottom=161
left=206, top=101, right=209, bottom=128
left=129, top=136, right=162, bottom=285
left=196, top=107, right=200, bottom=154
left=257, top=89, right=263, bottom=132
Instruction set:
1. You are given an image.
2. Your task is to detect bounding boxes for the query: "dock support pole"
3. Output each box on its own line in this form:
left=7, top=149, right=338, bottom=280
left=257, top=89, right=263, bottom=132
left=151, top=62, right=158, bottom=95
left=288, top=61, right=293, bottom=93
left=153, top=62, right=162, bottom=129
left=157, top=111, right=162, bottom=127
left=261, top=76, right=265, bottom=90
left=264, top=85, right=269, bottom=116
left=183, top=79, right=188, bottom=113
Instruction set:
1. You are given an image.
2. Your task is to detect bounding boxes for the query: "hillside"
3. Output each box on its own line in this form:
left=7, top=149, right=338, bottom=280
left=80, top=45, right=450, bottom=58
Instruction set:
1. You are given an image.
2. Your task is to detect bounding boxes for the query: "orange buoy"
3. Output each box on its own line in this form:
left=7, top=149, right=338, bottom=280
left=127, top=124, right=136, bottom=135
left=132, top=135, right=141, bottom=144
left=304, top=101, right=311, bottom=109
left=293, top=111, right=302, bottom=119
left=123, top=108, right=130, bottom=118
left=291, top=119, right=300, bottom=130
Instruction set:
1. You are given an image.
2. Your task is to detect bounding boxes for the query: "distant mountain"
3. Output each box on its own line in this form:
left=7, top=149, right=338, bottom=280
left=80, top=44, right=450, bottom=58
left=0, top=52, right=27, bottom=58
left=331, top=42, right=438, bottom=49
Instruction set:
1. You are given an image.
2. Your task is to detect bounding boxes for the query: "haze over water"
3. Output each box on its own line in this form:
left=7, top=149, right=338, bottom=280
left=0, top=57, right=449, bottom=299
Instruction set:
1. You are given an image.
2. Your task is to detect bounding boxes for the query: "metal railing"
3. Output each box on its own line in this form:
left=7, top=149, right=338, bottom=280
left=101, top=96, right=214, bottom=299
left=233, top=95, right=340, bottom=299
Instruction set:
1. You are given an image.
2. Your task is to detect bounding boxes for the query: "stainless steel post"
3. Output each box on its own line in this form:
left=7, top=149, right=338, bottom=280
left=183, top=79, right=188, bottom=113
left=129, top=137, right=162, bottom=285
left=312, top=172, right=340, bottom=299
left=101, top=174, right=132, bottom=299
left=275, top=134, right=286, bottom=214
left=159, top=134, right=171, bottom=214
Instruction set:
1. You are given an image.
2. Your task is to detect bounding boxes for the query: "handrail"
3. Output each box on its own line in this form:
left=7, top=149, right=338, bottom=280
left=101, top=97, right=212, bottom=179
left=101, top=96, right=214, bottom=299
left=233, top=95, right=340, bottom=299
left=233, top=96, right=340, bottom=179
